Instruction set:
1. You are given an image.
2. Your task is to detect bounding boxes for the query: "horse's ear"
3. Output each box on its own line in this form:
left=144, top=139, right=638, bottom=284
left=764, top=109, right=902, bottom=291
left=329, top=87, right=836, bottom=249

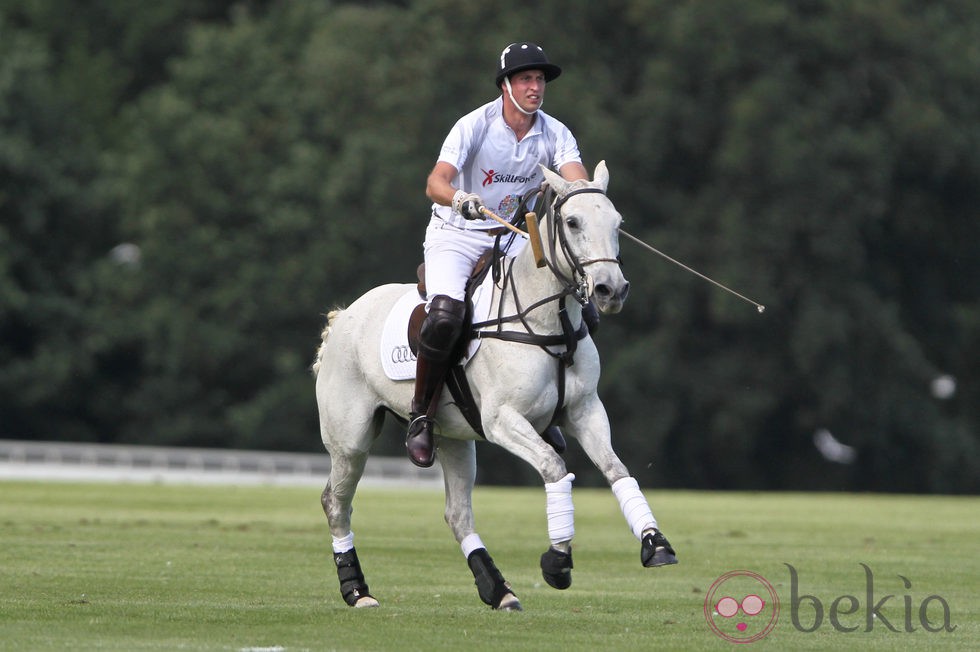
left=593, top=160, right=609, bottom=192
left=540, top=164, right=569, bottom=196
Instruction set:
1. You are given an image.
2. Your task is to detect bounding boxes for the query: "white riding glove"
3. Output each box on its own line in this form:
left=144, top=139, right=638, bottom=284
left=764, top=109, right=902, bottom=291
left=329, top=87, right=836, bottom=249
left=452, top=190, right=485, bottom=221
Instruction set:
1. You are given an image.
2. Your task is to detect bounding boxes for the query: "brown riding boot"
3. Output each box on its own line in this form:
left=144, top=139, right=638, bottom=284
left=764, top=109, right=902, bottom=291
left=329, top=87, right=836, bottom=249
left=405, top=295, right=466, bottom=468
left=406, top=355, right=446, bottom=468
left=406, top=412, right=437, bottom=468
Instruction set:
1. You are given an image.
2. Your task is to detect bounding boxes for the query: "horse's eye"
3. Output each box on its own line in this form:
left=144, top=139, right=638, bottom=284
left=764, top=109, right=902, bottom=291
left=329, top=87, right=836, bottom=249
left=565, top=216, right=581, bottom=231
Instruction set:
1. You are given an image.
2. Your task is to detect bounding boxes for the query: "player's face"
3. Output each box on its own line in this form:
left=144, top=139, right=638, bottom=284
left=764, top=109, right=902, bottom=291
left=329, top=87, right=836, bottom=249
left=507, top=70, right=546, bottom=111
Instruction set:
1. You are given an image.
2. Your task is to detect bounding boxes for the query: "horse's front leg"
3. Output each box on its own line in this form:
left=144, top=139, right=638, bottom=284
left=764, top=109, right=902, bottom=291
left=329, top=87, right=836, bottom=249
left=437, top=437, right=521, bottom=611
left=482, top=404, right=578, bottom=590
left=564, top=394, right=679, bottom=568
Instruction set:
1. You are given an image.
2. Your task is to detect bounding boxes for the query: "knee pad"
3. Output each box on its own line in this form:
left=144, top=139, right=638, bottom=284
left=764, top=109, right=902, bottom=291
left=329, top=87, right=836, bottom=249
left=420, top=295, right=466, bottom=359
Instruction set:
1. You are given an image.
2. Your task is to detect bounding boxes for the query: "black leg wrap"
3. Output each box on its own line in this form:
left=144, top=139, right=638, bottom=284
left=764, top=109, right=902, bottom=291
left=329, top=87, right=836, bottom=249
left=467, top=548, right=515, bottom=608
left=540, top=546, right=573, bottom=590
left=641, top=530, right=679, bottom=568
left=334, top=548, right=373, bottom=606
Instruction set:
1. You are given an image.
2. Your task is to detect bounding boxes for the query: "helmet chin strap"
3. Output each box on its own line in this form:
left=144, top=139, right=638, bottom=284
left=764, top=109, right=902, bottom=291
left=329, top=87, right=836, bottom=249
left=504, top=77, right=539, bottom=116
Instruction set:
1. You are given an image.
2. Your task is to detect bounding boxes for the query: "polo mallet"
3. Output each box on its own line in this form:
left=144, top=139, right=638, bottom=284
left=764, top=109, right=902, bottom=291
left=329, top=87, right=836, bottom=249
left=619, top=228, right=766, bottom=313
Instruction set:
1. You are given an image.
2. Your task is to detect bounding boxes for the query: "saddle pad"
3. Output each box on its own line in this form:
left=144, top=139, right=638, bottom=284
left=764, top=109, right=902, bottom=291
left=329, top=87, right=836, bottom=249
left=380, top=276, right=494, bottom=381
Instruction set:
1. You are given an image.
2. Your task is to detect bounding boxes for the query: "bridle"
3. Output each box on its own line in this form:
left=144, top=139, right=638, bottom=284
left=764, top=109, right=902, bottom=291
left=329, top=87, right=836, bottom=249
left=473, top=183, right=623, bottom=364
left=546, top=186, right=622, bottom=305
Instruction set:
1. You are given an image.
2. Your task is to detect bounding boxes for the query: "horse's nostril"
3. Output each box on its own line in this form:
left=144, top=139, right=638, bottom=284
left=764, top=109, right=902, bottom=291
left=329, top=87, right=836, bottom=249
left=595, top=284, right=612, bottom=298
left=621, top=282, right=630, bottom=300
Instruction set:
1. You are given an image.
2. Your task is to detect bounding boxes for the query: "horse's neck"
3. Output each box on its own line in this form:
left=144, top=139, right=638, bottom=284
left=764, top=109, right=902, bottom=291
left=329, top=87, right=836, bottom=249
left=498, top=246, right=580, bottom=333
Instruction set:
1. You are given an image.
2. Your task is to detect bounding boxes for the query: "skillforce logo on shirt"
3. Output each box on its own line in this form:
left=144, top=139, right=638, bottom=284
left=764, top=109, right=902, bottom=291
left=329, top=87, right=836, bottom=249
left=481, top=168, right=538, bottom=187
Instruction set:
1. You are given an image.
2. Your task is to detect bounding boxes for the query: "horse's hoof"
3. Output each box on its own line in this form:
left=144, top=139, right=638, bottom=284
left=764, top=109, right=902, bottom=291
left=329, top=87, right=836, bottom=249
left=641, top=530, right=678, bottom=568
left=353, top=596, right=380, bottom=608
left=496, top=593, right=523, bottom=611
left=540, top=546, right=573, bottom=589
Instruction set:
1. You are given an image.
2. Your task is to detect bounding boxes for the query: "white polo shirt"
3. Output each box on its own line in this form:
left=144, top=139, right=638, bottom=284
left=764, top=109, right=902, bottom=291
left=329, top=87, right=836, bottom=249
left=432, top=97, right=582, bottom=229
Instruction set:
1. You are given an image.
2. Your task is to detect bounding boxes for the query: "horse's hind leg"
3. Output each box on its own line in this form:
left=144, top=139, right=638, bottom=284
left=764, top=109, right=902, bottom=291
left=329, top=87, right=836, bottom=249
left=438, top=437, right=521, bottom=611
left=320, top=409, right=385, bottom=608
left=321, top=454, right=379, bottom=608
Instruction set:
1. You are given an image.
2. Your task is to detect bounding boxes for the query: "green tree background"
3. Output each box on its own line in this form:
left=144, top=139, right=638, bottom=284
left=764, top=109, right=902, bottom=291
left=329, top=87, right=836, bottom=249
left=1, top=0, right=977, bottom=493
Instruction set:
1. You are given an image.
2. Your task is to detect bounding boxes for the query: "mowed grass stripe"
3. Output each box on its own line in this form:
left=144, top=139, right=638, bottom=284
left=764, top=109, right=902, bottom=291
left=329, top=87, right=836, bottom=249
left=1, top=481, right=975, bottom=651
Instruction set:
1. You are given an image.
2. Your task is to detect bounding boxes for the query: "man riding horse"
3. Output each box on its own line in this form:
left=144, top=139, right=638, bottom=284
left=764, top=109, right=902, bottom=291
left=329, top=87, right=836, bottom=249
left=408, top=42, right=596, bottom=467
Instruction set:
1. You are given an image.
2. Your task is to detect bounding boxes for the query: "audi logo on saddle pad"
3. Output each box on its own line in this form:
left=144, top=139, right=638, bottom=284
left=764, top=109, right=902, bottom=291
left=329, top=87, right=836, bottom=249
left=390, top=345, right=416, bottom=364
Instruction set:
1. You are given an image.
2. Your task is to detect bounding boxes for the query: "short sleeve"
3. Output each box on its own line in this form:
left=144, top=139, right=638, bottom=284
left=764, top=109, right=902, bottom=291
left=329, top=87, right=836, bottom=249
left=552, top=121, right=582, bottom=170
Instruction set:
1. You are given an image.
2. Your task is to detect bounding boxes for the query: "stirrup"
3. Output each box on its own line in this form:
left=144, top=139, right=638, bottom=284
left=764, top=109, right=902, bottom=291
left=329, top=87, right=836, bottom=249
left=407, top=413, right=436, bottom=437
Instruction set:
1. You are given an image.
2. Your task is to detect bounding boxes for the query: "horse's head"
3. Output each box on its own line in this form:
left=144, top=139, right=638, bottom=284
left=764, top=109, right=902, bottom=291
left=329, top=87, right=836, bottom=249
left=540, top=161, right=629, bottom=314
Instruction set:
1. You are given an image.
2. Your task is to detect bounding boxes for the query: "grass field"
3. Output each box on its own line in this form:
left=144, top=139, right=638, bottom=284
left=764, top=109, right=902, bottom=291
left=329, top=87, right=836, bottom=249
left=1, top=480, right=976, bottom=651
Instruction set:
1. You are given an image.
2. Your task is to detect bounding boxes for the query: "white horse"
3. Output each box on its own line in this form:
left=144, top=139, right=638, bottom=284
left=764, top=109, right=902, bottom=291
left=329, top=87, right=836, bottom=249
left=313, top=161, right=677, bottom=610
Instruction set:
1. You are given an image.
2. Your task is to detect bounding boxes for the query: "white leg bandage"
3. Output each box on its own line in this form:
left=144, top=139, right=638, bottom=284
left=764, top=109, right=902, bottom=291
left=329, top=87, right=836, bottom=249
left=612, top=476, right=658, bottom=540
left=545, top=473, right=576, bottom=545
left=460, top=533, right=486, bottom=558
left=332, top=531, right=354, bottom=554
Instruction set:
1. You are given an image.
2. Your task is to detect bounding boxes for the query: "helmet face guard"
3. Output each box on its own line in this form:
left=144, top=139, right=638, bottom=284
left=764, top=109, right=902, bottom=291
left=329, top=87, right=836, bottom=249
left=495, top=42, right=561, bottom=88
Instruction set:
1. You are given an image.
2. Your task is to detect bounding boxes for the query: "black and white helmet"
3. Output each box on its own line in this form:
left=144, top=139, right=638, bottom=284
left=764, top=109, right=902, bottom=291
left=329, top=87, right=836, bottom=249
left=495, top=42, right=561, bottom=88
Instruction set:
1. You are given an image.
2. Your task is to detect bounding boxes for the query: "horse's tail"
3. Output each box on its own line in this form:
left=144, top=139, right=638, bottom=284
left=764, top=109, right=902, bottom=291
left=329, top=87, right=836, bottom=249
left=312, top=309, right=344, bottom=377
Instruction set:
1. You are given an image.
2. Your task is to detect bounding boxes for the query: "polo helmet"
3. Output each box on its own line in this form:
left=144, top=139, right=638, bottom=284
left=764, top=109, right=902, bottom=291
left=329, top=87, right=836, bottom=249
left=495, top=42, right=561, bottom=88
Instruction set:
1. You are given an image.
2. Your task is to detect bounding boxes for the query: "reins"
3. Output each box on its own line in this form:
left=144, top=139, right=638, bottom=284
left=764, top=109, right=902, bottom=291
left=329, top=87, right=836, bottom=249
left=472, top=183, right=620, bottom=366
